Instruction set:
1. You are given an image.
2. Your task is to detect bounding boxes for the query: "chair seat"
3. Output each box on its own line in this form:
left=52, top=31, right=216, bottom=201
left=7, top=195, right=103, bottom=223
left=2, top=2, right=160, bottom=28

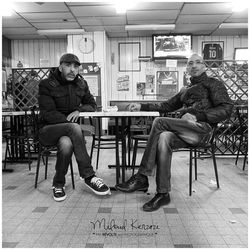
left=131, top=134, right=150, bottom=140
left=94, top=135, right=117, bottom=141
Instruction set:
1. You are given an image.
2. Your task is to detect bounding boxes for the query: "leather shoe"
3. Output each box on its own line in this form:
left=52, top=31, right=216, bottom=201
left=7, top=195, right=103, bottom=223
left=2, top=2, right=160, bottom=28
left=143, top=193, right=170, bottom=212
left=115, top=173, right=149, bottom=193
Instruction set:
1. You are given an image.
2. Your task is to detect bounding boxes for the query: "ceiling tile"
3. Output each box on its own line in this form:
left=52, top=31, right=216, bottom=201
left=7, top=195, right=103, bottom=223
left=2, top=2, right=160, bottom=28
left=2, top=27, right=38, bottom=35
left=70, top=5, right=117, bottom=17
left=127, top=10, right=179, bottom=20
left=2, top=18, right=32, bottom=28
left=225, top=18, right=248, bottom=23
left=78, top=17, right=103, bottom=26
left=127, top=19, right=175, bottom=25
left=107, top=32, right=128, bottom=38
left=2, top=12, right=20, bottom=19
left=66, top=2, right=111, bottom=6
left=30, top=19, right=76, bottom=23
left=20, top=12, right=74, bottom=20
left=181, top=2, right=232, bottom=14
left=130, top=2, right=183, bottom=10
left=230, top=9, right=248, bottom=19
left=177, top=14, right=230, bottom=24
left=175, top=23, right=218, bottom=35
left=212, top=28, right=248, bottom=36
left=101, top=16, right=126, bottom=25
left=12, top=2, right=68, bottom=12
left=103, top=25, right=125, bottom=32
left=84, top=26, right=105, bottom=32
left=3, top=34, right=48, bottom=40
left=32, top=22, right=80, bottom=29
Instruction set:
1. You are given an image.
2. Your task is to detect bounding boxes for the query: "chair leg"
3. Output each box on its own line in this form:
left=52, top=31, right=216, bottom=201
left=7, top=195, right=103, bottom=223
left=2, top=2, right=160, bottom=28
left=243, top=141, right=248, bottom=171
left=96, top=139, right=101, bottom=170
left=132, top=140, right=138, bottom=176
left=3, top=139, right=10, bottom=170
left=90, top=137, right=95, bottom=163
left=189, top=149, right=193, bottom=196
left=69, top=160, right=75, bottom=189
left=235, top=135, right=243, bottom=165
left=27, top=141, right=31, bottom=171
left=211, top=145, right=219, bottom=188
left=194, top=149, right=197, bottom=180
left=45, top=155, right=49, bottom=179
left=35, top=148, right=42, bottom=188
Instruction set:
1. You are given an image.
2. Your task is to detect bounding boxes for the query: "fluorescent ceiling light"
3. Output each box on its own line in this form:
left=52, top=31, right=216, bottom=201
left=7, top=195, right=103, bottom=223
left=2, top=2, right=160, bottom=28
left=125, top=24, right=175, bottom=31
left=37, top=29, right=85, bottom=35
left=219, top=23, right=248, bottom=29
left=1, top=2, right=14, bottom=16
left=231, top=1, right=248, bottom=12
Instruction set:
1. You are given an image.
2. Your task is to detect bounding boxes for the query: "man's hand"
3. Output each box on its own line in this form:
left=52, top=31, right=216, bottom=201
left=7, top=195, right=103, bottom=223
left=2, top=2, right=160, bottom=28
left=181, top=113, right=197, bottom=122
left=67, top=110, right=80, bottom=122
left=127, top=103, right=141, bottom=112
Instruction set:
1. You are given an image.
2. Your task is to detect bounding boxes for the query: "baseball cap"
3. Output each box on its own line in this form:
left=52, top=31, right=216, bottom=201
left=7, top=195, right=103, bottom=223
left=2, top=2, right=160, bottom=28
left=59, top=53, right=81, bottom=66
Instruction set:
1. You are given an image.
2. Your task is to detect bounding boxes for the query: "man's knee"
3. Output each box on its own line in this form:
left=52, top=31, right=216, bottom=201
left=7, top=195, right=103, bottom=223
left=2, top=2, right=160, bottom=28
left=58, top=136, right=73, bottom=155
left=158, top=132, right=174, bottom=148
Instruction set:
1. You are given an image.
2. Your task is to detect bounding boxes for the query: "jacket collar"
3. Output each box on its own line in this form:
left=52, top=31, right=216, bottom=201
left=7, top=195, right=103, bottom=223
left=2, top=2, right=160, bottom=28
left=49, top=67, right=81, bottom=86
left=190, top=72, right=208, bottom=86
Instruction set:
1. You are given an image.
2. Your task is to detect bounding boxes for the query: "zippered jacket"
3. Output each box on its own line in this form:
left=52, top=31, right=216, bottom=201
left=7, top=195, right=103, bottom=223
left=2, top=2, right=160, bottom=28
left=38, top=68, right=97, bottom=127
left=141, top=72, right=233, bottom=125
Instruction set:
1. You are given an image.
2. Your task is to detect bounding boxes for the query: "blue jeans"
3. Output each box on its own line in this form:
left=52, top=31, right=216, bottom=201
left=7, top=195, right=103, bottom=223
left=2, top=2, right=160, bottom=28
left=39, top=123, right=95, bottom=187
left=138, top=117, right=212, bottom=193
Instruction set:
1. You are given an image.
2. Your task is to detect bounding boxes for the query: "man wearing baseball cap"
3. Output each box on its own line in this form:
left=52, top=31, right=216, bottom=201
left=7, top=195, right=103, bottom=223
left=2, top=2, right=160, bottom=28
left=38, top=53, right=110, bottom=201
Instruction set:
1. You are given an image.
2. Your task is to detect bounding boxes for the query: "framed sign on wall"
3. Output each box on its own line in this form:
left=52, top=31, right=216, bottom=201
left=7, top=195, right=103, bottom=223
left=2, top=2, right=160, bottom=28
left=156, top=71, right=178, bottom=99
left=202, top=41, right=224, bottom=67
left=119, top=42, right=141, bottom=72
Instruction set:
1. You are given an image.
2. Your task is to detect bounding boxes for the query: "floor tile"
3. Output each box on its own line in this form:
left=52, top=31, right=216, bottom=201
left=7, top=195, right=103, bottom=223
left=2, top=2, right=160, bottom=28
left=228, top=208, right=246, bottom=214
left=2, top=141, right=248, bottom=248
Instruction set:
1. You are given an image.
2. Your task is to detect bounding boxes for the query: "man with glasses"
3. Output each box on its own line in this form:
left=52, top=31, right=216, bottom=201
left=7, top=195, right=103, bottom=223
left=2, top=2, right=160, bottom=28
left=38, top=53, right=110, bottom=201
left=116, top=53, right=233, bottom=211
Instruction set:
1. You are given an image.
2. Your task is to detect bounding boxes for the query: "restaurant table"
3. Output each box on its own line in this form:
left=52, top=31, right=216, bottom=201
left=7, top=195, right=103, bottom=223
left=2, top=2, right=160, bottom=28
left=79, top=111, right=159, bottom=187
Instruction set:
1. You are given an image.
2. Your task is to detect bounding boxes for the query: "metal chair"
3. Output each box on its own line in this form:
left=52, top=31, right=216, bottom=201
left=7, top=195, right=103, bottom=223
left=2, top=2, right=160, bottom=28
left=235, top=105, right=248, bottom=170
left=89, top=117, right=121, bottom=170
left=3, top=111, right=32, bottom=172
left=131, top=125, right=220, bottom=196
left=30, top=106, right=75, bottom=189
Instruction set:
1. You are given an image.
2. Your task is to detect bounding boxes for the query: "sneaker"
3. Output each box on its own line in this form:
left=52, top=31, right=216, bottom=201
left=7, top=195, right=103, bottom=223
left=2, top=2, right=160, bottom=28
left=53, top=187, right=67, bottom=202
left=85, top=176, right=110, bottom=195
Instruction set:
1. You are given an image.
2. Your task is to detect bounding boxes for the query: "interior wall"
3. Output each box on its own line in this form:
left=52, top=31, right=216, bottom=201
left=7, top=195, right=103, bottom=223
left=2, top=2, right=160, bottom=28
left=109, top=35, right=248, bottom=101
left=11, top=39, right=67, bottom=68
left=10, top=34, right=248, bottom=103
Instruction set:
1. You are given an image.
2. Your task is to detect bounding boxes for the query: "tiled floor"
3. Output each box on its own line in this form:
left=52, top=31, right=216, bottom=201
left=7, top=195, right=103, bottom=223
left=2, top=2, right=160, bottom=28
left=2, top=137, right=248, bottom=248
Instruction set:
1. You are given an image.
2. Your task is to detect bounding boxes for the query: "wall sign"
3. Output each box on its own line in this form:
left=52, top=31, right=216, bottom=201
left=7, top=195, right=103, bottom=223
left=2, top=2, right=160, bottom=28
left=202, top=41, right=224, bottom=67
left=118, top=42, right=141, bottom=72
left=156, top=71, right=178, bottom=99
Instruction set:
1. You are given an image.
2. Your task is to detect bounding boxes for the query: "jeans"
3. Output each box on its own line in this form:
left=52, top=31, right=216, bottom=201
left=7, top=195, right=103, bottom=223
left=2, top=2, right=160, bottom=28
left=39, top=122, right=95, bottom=188
left=138, top=117, right=212, bottom=193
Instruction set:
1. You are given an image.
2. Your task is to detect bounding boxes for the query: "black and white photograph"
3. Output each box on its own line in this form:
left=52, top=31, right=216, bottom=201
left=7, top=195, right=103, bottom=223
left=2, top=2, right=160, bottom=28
left=2, top=1, right=248, bottom=248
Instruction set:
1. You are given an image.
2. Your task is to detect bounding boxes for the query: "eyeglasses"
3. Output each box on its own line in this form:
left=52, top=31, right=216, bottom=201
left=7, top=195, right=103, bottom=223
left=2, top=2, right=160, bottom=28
left=187, top=60, right=204, bottom=66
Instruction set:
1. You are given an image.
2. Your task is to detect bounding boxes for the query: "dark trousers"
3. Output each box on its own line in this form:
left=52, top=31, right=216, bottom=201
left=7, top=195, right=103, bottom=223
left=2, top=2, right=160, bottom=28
left=39, top=123, right=95, bottom=187
left=138, top=117, right=212, bottom=193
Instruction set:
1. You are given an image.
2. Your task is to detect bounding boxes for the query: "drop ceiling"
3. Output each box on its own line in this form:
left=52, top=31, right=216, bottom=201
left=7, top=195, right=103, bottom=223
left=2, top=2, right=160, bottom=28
left=2, top=1, right=248, bottom=40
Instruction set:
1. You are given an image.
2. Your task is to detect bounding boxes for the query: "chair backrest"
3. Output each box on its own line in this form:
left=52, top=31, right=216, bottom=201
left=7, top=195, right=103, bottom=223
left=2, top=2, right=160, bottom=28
left=29, top=105, right=40, bottom=143
left=236, top=105, right=248, bottom=135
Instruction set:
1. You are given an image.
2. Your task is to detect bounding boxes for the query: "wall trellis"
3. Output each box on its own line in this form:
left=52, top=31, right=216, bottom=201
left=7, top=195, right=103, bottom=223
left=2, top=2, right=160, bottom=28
left=10, top=60, right=248, bottom=156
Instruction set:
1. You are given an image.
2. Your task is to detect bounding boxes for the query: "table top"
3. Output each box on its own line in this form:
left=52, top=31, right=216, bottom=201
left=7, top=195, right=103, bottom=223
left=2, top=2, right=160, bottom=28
left=2, top=110, right=160, bottom=117
left=79, top=111, right=159, bottom=117
left=2, top=111, right=30, bottom=116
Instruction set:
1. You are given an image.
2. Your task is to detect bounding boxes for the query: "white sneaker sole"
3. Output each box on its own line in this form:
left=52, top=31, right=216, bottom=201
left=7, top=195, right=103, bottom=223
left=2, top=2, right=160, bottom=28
left=53, top=194, right=67, bottom=202
left=85, top=183, right=111, bottom=196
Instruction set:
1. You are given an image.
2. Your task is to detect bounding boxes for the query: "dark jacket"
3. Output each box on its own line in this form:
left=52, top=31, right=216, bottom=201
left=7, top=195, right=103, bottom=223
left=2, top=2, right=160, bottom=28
left=38, top=68, right=96, bottom=127
left=141, top=72, right=233, bottom=126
